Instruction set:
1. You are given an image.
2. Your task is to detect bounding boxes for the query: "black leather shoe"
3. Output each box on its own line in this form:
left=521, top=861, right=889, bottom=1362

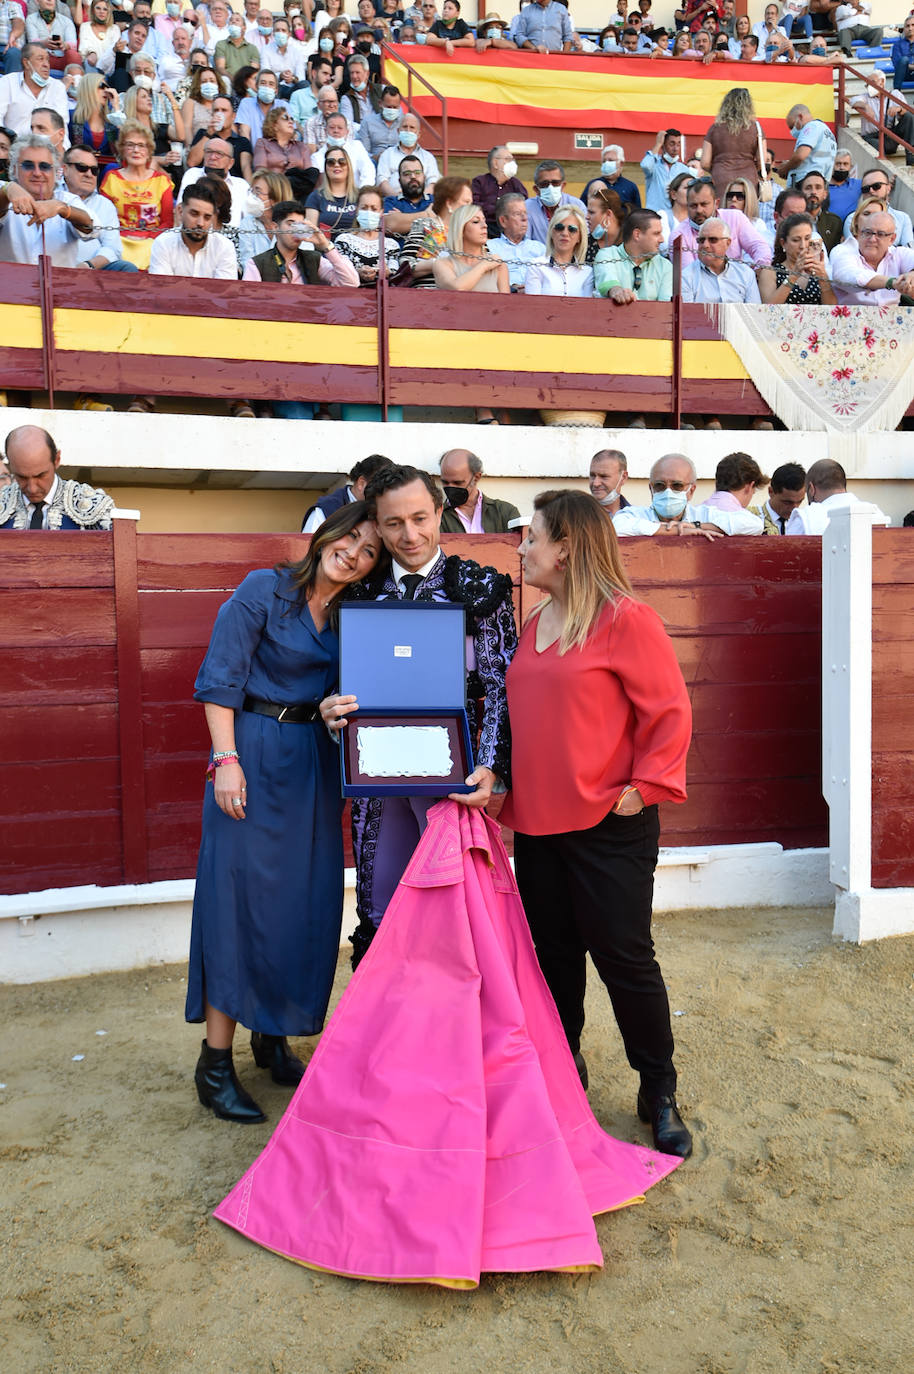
left=573, top=1052, right=589, bottom=1090
left=637, top=1089, right=692, bottom=1158
left=195, top=1040, right=266, bottom=1123
left=250, top=1032, right=306, bottom=1086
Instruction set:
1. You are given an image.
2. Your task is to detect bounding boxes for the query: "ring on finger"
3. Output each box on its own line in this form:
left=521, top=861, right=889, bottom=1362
left=231, top=796, right=242, bottom=805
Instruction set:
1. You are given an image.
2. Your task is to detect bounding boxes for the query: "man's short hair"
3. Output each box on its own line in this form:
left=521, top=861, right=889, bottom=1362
left=32, top=109, right=65, bottom=132
left=350, top=453, right=393, bottom=484
left=622, top=208, right=661, bottom=245
left=9, top=134, right=60, bottom=180
left=806, top=458, right=846, bottom=495
left=487, top=144, right=508, bottom=171
left=379, top=85, right=401, bottom=100
left=271, top=199, right=306, bottom=225
left=714, top=452, right=769, bottom=493
left=21, top=43, right=44, bottom=65
left=769, top=462, right=806, bottom=493
left=797, top=169, right=826, bottom=190
left=398, top=154, right=423, bottom=176
left=183, top=183, right=218, bottom=211
left=902, top=510, right=914, bottom=527
left=743, top=33, right=759, bottom=51
left=495, top=190, right=525, bottom=221
left=364, top=462, right=444, bottom=513
left=533, top=158, right=564, bottom=182
left=0, top=125, right=16, bottom=145
left=775, top=187, right=806, bottom=216
left=591, top=448, right=628, bottom=474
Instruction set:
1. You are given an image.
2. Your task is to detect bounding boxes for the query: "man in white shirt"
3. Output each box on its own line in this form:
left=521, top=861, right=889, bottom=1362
left=613, top=453, right=764, bottom=537
left=487, top=191, right=545, bottom=290
left=0, top=132, right=99, bottom=266
left=829, top=210, right=914, bottom=306
left=62, top=145, right=137, bottom=271
left=245, top=6, right=275, bottom=56
left=376, top=113, right=439, bottom=196
left=149, top=182, right=238, bottom=277
left=840, top=168, right=914, bottom=246
left=191, top=0, right=232, bottom=58
left=835, top=0, right=882, bottom=54
left=786, top=459, right=889, bottom=533
left=0, top=43, right=69, bottom=139
left=177, top=138, right=252, bottom=226
left=310, top=111, right=375, bottom=186
left=259, top=17, right=309, bottom=84
left=681, top=217, right=762, bottom=302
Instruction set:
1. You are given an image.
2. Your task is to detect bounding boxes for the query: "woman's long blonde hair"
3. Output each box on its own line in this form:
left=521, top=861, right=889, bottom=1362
left=73, top=72, right=106, bottom=126
left=717, top=87, right=755, bottom=135
left=530, top=489, right=633, bottom=653
left=446, top=201, right=485, bottom=255
left=322, top=146, right=356, bottom=202
left=725, top=175, right=759, bottom=221
left=545, top=204, right=588, bottom=265
left=850, top=195, right=888, bottom=238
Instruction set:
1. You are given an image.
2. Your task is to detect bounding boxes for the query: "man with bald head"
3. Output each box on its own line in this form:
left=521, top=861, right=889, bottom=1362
left=438, top=449, right=520, bottom=533
left=612, top=452, right=763, bottom=537
left=830, top=209, right=914, bottom=306
left=0, top=425, right=114, bottom=530
left=785, top=458, right=888, bottom=534
left=177, top=138, right=251, bottom=225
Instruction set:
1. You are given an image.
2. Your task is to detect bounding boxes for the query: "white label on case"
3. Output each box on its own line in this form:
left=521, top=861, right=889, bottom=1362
left=394, top=645, right=412, bottom=658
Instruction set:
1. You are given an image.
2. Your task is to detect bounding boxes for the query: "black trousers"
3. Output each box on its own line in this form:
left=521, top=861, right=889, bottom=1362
left=513, top=805, right=676, bottom=1098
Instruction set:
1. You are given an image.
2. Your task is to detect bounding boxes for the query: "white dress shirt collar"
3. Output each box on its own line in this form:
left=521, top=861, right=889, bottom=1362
left=391, top=549, right=443, bottom=591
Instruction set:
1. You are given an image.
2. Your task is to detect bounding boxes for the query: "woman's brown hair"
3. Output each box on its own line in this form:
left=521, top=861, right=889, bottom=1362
left=276, top=500, right=383, bottom=611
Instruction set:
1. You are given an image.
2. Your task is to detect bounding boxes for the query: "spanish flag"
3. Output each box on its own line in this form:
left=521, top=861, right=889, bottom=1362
left=383, top=48, right=834, bottom=141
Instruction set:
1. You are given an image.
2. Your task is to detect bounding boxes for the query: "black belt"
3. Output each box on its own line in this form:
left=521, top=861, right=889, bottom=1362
left=243, top=695, right=321, bottom=724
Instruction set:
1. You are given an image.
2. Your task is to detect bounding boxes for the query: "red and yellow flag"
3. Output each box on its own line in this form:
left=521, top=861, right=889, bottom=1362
left=383, top=48, right=834, bottom=140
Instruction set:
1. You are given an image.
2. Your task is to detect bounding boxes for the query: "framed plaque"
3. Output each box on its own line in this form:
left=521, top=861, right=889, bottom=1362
left=338, top=602, right=474, bottom=797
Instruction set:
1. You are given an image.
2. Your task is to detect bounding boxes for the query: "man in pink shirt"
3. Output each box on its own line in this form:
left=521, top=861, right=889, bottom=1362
left=242, top=199, right=358, bottom=286
left=670, top=175, right=772, bottom=267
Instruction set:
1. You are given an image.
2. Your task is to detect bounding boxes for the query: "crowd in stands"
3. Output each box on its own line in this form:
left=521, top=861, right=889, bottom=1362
left=2, top=5, right=914, bottom=415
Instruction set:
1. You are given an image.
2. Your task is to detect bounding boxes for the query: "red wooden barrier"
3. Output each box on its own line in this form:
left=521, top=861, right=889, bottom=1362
left=0, top=531, right=828, bottom=898
left=871, top=531, right=914, bottom=888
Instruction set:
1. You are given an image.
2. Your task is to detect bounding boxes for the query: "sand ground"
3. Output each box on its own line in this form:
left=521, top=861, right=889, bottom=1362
left=2, top=904, right=911, bottom=1374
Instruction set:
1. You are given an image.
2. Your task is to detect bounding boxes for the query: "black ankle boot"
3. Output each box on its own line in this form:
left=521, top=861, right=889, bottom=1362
left=195, top=1040, right=266, bottom=1123
left=250, top=1032, right=305, bottom=1086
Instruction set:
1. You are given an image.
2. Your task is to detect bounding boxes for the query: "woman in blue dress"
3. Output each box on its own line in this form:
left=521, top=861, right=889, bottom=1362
left=186, top=504, right=381, bottom=1124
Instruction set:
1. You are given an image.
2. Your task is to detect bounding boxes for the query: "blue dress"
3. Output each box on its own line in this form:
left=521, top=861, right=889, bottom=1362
left=185, top=569, right=344, bottom=1037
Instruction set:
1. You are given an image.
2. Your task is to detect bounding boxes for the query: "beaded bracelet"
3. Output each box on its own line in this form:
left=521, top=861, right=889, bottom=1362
left=212, top=750, right=238, bottom=762
left=206, top=752, right=240, bottom=782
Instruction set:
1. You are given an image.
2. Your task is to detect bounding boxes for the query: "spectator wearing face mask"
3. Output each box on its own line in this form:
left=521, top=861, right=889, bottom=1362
left=827, top=151, right=860, bottom=224
left=613, top=453, right=763, bottom=539
left=588, top=448, right=630, bottom=513
left=376, top=112, right=437, bottom=196
left=639, top=130, right=689, bottom=217
left=585, top=144, right=640, bottom=212
left=179, top=136, right=256, bottom=225
left=0, top=133, right=101, bottom=266
left=474, top=11, right=516, bottom=52
left=259, top=17, right=309, bottom=87
left=188, top=93, right=254, bottom=181
left=339, top=55, right=372, bottom=129
left=0, top=44, right=70, bottom=140
left=357, top=84, right=403, bottom=162
left=242, top=196, right=358, bottom=288
left=214, top=12, right=260, bottom=79
left=335, top=183, right=400, bottom=285
left=777, top=103, right=836, bottom=188
left=471, top=144, right=527, bottom=238
left=236, top=69, right=287, bottom=146
left=311, top=110, right=375, bottom=185
left=524, top=158, right=584, bottom=243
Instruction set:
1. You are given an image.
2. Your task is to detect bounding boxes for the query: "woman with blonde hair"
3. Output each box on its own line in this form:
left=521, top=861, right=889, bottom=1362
left=432, top=201, right=510, bottom=292
left=100, top=120, right=174, bottom=268
left=525, top=204, right=594, bottom=296
left=69, top=72, right=124, bottom=174
left=700, top=87, right=766, bottom=202
left=304, top=145, right=358, bottom=238
left=722, top=176, right=770, bottom=243
left=849, top=195, right=888, bottom=239
left=500, top=488, right=693, bottom=1157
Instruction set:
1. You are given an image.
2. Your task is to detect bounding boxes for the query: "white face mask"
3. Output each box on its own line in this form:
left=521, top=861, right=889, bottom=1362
left=133, top=73, right=154, bottom=89
left=503, top=158, right=517, bottom=178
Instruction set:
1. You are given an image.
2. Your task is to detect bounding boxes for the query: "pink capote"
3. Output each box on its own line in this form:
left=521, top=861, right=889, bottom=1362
left=214, top=801, right=681, bottom=1288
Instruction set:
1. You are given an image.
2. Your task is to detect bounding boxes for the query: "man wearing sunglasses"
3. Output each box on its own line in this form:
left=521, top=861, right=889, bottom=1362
left=681, top=217, right=762, bottom=302
left=840, top=170, right=914, bottom=248
left=671, top=175, right=771, bottom=267
left=523, top=157, right=583, bottom=244
left=63, top=148, right=138, bottom=272
left=594, top=208, right=672, bottom=304
left=0, top=133, right=100, bottom=266
left=613, top=452, right=763, bottom=539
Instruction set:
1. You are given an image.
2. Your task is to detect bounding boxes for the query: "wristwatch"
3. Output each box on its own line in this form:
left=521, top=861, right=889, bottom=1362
left=886, top=277, right=896, bottom=290
left=693, top=520, right=702, bottom=528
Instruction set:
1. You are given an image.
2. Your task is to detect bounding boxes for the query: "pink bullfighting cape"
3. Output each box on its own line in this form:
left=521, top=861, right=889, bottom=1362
left=214, top=800, right=681, bottom=1287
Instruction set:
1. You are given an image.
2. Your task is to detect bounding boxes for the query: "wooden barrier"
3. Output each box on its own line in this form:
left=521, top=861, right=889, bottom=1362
left=871, top=532, right=914, bottom=888
left=0, top=261, right=770, bottom=417
left=0, top=530, right=827, bottom=899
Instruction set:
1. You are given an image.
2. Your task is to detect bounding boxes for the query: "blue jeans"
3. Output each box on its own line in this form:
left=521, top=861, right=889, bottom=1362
left=102, top=260, right=140, bottom=272
left=2, top=45, right=23, bottom=73
left=782, top=12, right=813, bottom=40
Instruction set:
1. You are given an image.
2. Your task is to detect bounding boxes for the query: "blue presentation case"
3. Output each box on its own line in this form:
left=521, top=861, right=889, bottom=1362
left=338, top=601, right=474, bottom=798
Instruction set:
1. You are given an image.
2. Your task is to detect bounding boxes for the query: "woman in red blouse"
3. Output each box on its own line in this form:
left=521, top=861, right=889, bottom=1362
left=501, top=490, right=693, bottom=1158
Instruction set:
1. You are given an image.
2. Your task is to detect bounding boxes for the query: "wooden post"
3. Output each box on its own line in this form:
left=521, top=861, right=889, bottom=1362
left=112, top=515, right=150, bottom=885
left=38, top=247, right=56, bottom=410
left=671, top=239, right=683, bottom=430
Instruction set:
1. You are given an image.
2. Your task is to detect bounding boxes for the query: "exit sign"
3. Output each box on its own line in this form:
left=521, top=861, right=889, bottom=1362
left=574, top=133, right=603, bottom=150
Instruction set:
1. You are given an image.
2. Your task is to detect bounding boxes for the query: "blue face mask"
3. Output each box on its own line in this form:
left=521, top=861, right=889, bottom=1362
left=30, top=69, right=51, bottom=88
left=257, top=85, right=276, bottom=103
left=601, top=159, right=617, bottom=177
left=325, top=134, right=346, bottom=147
left=591, top=223, right=606, bottom=241
left=319, top=35, right=334, bottom=49
left=259, top=23, right=272, bottom=34
left=399, top=129, right=418, bottom=147
left=651, top=488, right=689, bottom=520
left=415, top=30, right=426, bottom=42
left=357, top=207, right=380, bottom=229
left=539, top=183, right=561, bottom=207
left=381, top=105, right=399, bottom=122
left=790, top=124, right=801, bottom=140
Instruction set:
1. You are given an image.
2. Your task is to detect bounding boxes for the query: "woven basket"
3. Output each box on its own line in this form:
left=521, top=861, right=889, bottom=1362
left=539, top=409, right=607, bottom=428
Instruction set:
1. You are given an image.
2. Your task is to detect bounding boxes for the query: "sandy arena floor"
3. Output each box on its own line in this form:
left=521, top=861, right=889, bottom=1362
left=1, top=904, right=911, bottom=1374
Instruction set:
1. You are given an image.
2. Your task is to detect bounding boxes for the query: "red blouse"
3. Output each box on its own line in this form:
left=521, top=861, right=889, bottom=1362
left=499, top=596, right=691, bottom=837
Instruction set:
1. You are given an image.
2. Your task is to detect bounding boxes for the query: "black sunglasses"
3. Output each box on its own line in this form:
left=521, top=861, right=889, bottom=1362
left=19, top=159, right=54, bottom=171
left=632, top=264, right=643, bottom=289
left=553, top=222, right=579, bottom=235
